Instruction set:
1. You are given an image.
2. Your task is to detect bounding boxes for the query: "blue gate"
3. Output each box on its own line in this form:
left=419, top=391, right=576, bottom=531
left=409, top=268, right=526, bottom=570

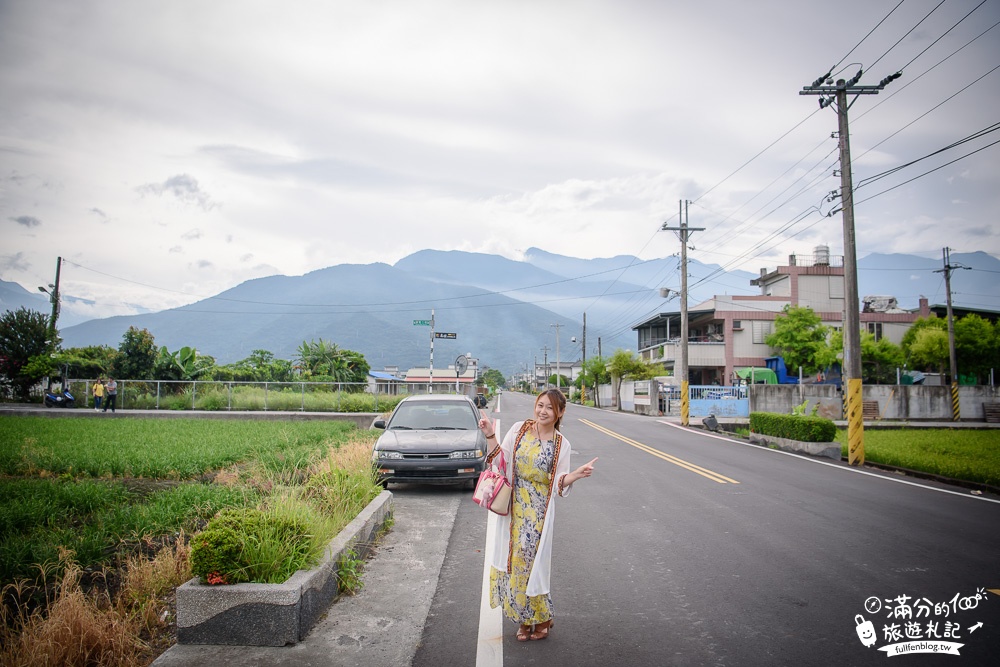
left=688, top=385, right=749, bottom=418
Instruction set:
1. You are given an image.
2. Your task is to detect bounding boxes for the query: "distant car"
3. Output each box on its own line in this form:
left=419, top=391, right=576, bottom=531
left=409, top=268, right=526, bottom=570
left=372, top=394, right=488, bottom=488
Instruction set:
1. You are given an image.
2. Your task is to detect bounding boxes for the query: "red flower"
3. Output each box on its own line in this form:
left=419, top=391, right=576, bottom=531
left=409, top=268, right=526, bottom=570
left=205, top=571, right=229, bottom=585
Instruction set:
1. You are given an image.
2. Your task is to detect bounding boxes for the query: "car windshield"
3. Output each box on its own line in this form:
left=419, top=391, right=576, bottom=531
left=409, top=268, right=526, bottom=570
left=388, top=402, right=478, bottom=431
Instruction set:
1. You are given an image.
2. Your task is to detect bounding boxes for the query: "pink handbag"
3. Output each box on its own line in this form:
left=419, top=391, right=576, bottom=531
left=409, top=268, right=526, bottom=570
left=472, top=450, right=512, bottom=515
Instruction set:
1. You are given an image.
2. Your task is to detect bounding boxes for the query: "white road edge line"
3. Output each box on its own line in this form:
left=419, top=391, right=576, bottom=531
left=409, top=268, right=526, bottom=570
left=476, top=416, right=504, bottom=667
left=658, top=420, right=1000, bottom=505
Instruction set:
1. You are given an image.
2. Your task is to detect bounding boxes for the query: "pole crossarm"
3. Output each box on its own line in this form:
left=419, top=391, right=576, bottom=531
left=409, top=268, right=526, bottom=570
left=800, top=86, right=884, bottom=95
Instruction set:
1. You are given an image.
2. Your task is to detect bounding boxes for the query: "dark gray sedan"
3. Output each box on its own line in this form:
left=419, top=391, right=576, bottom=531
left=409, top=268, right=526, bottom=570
left=372, top=394, right=488, bottom=487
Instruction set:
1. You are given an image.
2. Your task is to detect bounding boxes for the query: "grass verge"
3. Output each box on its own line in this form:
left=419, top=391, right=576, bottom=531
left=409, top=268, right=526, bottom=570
left=836, top=429, right=1000, bottom=487
left=0, top=416, right=382, bottom=666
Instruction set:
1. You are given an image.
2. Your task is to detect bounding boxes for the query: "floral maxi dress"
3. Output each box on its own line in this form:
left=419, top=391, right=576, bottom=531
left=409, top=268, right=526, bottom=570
left=489, top=430, right=555, bottom=625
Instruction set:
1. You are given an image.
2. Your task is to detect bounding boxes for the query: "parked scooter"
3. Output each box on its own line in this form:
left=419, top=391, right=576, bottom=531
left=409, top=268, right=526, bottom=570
left=43, top=389, right=76, bottom=408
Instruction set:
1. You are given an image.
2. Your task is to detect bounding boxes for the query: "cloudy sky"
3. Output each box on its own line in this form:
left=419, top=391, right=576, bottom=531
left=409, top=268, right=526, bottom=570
left=2, top=0, right=998, bottom=321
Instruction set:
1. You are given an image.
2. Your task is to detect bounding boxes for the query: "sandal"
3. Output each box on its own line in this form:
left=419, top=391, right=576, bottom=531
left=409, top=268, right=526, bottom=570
left=529, top=619, right=553, bottom=641
left=516, top=624, right=533, bottom=642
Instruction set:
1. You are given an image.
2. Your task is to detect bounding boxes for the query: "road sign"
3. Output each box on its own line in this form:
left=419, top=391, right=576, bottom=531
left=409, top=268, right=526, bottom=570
left=435, top=332, right=457, bottom=339
left=413, top=319, right=431, bottom=326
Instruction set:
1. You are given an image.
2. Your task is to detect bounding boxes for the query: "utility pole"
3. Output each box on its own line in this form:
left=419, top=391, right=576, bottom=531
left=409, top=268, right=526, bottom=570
left=800, top=66, right=900, bottom=466
left=541, top=346, right=550, bottom=389
left=582, top=312, right=587, bottom=402
left=936, top=247, right=970, bottom=421
left=429, top=309, right=435, bottom=394
left=661, top=200, right=704, bottom=426
left=550, top=324, right=563, bottom=391
left=38, top=256, right=62, bottom=340
left=596, top=336, right=602, bottom=408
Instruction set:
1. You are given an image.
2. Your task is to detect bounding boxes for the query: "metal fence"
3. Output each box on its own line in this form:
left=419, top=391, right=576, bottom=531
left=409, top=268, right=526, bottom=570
left=34, top=379, right=478, bottom=413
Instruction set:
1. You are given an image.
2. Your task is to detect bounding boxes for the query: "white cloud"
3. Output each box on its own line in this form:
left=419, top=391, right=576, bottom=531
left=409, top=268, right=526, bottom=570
left=0, top=0, right=997, bottom=320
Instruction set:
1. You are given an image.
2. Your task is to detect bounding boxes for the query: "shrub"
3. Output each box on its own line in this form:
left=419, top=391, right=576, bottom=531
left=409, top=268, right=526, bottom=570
left=189, top=502, right=332, bottom=585
left=749, top=412, right=836, bottom=443
left=190, top=522, right=245, bottom=585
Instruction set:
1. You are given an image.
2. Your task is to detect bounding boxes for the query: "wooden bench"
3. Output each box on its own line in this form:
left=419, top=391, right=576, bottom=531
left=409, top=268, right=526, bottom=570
left=984, top=402, right=1000, bottom=424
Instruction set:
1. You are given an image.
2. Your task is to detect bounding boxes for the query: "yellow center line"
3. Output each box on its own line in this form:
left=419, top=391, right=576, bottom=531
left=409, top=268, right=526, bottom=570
left=579, top=418, right=740, bottom=485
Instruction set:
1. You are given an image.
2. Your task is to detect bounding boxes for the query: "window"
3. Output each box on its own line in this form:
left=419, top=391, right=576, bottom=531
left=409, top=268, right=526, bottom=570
left=732, top=320, right=743, bottom=330
left=752, top=320, right=772, bottom=344
left=866, top=322, right=883, bottom=341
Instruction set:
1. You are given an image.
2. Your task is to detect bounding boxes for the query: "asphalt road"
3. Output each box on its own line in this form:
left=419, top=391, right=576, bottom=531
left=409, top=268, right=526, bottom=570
left=411, top=391, right=1000, bottom=667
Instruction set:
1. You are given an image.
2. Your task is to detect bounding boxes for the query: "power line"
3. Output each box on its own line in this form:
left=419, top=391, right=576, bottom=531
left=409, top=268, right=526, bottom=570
left=831, top=0, right=906, bottom=72
left=855, top=17, right=1000, bottom=123
left=854, top=136, right=1000, bottom=206
left=855, top=122, right=1000, bottom=190
left=897, top=0, right=989, bottom=72
left=854, top=62, right=1000, bottom=164
left=868, top=0, right=948, bottom=72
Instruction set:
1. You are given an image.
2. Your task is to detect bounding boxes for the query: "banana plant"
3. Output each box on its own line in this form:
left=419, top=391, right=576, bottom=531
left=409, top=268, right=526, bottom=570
left=154, top=345, right=216, bottom=381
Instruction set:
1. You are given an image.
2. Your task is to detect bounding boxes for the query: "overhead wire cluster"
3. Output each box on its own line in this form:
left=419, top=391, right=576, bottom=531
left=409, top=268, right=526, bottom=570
left=592, top=0, right=1000, bottom=345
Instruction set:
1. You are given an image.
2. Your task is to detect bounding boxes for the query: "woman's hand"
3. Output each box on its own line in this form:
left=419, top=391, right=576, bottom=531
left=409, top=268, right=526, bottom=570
left=563, top=457, right=598, bottom=490
left=478, top=418, right=497, bottom=439
left=575, top=457, right=598, bottom=479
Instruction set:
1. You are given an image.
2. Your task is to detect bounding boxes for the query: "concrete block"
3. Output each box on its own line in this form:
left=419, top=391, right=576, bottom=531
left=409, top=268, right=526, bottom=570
left=176, top=490, right=394, bottom=646
left=749, top=433, right=841, bottom=460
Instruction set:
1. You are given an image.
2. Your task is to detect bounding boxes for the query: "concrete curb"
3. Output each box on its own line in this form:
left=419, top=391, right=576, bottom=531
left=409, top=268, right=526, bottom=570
left=748, top=432, right=840, bottom=460
left=175, top=490, right=394, bottom=646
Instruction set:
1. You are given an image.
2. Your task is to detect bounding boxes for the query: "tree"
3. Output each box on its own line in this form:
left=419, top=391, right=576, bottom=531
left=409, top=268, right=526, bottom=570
left=901, top=314, right=999, bottom=382
left=954, top=314, right=998, bottom=382
left=859, top=333, right=904, bottom=384
left=295, top=339, right=369, bottom=384
left=546, top=373, right=571, bottom=388
left=765, top=305, right=831, bottom=374
left=113, top=327, right=157, bottom=379
left=216, top=349, right=295, bottom=382
left=154, top=346, right=216, bottom=382
left=908, top=328, right=950, bottom=375
left=58, top=345, right=118, bottom=379
left=0, top=307, right=53, bottom=400
left=481, top=368, right=505, bottom=390
left=578, top=356, right=611, bottom=407
left=607, top=349, right=664, bottom=411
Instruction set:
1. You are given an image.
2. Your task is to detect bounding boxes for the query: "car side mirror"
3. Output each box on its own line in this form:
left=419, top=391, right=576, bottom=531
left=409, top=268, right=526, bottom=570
left=373, top=419, right=386, bottom=429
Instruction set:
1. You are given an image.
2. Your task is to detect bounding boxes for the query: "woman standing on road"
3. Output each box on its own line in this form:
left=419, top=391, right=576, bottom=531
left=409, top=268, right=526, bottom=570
left=478, top=388, right=597, bottom=642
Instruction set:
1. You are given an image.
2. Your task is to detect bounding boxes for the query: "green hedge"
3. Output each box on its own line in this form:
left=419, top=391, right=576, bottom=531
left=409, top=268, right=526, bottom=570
left=749, top=412, right=836, bottom=443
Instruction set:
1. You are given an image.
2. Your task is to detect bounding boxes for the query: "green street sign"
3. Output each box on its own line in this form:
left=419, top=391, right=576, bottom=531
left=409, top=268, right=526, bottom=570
left=413, top=319, right=431, bottom=326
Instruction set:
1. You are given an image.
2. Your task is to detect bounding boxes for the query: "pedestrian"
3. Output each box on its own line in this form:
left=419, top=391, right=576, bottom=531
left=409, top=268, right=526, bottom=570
left=92, top=378, right=105, bottom=411
left=103, top=378, right=118, bottom=413
left=93, top=378, right=104, bottom=412
left=477, top=388, right=597, bottom=642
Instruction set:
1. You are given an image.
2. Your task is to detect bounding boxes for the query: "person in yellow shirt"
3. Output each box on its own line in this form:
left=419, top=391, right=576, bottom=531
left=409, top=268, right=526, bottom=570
left=93, top=379, right=105, bottom=411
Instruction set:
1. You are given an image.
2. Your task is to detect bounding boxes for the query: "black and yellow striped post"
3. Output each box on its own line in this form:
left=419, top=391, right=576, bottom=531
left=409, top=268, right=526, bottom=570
left=681, top=380, right=690, bottom=427
left=951, top=382, right=961, bottom=421
left=846, top=378, right=865, bottom=466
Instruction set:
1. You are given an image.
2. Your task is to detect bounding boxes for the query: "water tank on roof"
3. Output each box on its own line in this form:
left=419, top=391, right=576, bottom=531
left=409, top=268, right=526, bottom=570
left=814, top=245, right=830, bottom=265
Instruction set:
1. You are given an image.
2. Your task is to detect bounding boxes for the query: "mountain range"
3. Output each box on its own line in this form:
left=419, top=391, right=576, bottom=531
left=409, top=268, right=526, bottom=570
left=4, top=249, right=998, bottom=377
